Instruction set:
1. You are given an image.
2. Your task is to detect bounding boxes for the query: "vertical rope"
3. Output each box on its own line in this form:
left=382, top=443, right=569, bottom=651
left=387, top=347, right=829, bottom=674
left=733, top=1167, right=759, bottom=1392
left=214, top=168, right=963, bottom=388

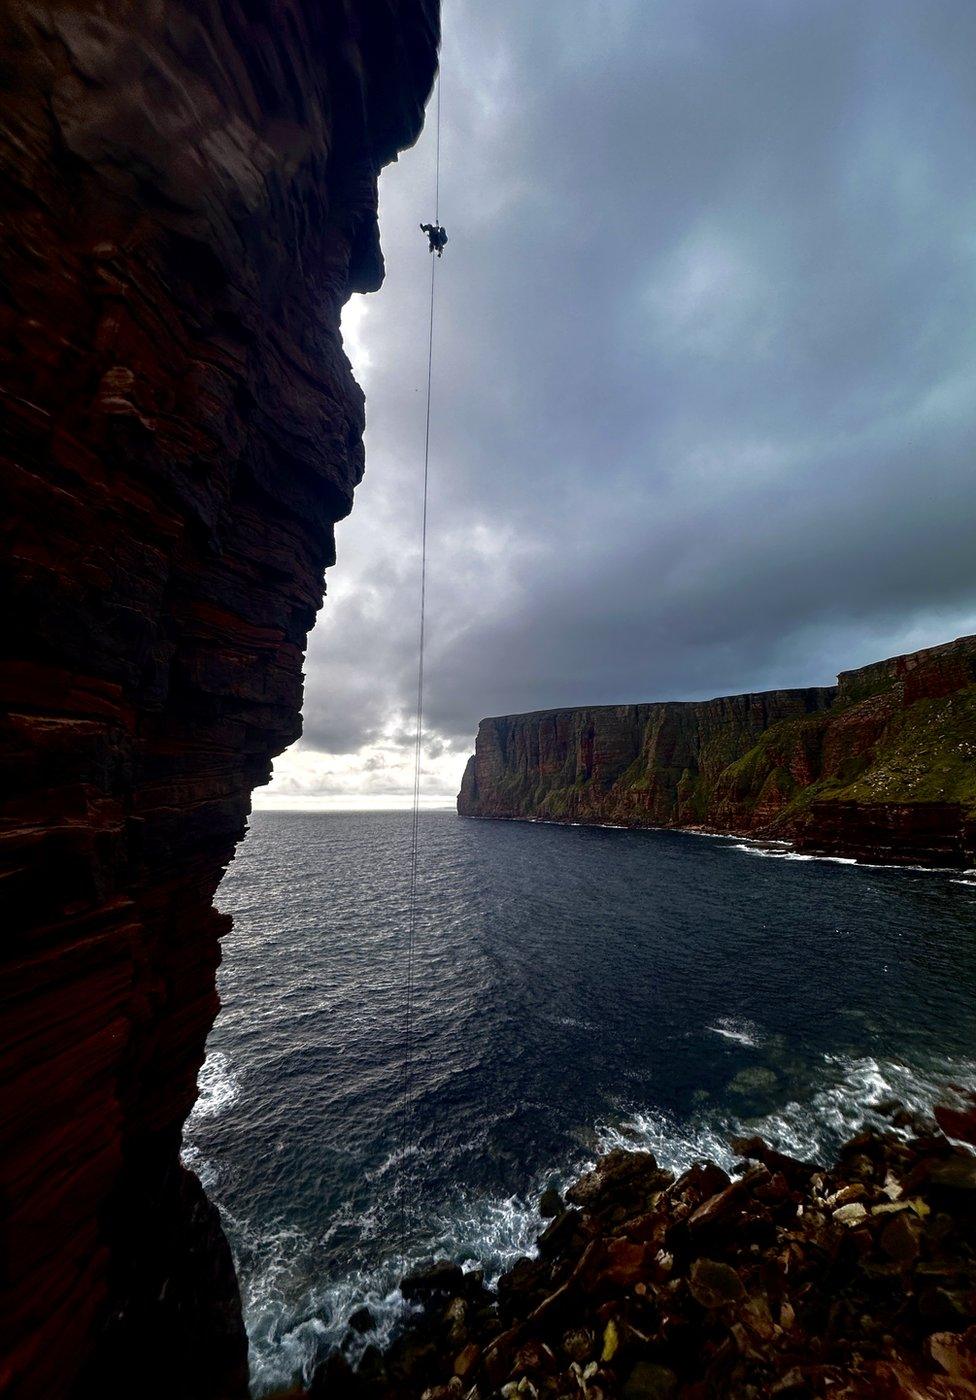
left=400, top=68, right=441, bottom=1261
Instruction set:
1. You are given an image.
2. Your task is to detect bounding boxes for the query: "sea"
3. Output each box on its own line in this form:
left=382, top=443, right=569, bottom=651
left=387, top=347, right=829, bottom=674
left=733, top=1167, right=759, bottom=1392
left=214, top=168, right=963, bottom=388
left=182, top=809, right=976, bottom=1395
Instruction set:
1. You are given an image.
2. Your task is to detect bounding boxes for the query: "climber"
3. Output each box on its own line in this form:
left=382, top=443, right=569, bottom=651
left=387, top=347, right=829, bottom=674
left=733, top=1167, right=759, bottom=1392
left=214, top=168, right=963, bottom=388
left=420, top=222, right=448, bottom=256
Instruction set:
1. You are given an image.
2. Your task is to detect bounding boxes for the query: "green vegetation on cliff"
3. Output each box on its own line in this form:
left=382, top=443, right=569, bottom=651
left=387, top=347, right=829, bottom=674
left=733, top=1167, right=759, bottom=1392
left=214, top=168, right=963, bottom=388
left=457, top=634, right=976, bottom=865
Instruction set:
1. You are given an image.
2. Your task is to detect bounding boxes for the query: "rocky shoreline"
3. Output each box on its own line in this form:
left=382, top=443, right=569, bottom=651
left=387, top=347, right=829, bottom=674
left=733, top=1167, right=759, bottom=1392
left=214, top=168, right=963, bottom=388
left=458, top=812, right=972, bottom=876
left=300, top=1101, right=976, bottom=1399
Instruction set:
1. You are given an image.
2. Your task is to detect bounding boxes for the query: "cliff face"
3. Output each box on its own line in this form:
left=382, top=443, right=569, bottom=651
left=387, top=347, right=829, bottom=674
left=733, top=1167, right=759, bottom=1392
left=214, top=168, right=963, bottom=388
left=0, top=4, right=438, bottom=1396
left=458, top=635, right=976, bottom=866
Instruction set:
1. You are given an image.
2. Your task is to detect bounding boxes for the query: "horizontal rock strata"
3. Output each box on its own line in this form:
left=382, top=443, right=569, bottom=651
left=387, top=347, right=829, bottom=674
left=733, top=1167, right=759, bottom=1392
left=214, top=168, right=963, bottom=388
left=457, top=635, right=976, bottom=866
left=0, top=2, right=438, bottom=1395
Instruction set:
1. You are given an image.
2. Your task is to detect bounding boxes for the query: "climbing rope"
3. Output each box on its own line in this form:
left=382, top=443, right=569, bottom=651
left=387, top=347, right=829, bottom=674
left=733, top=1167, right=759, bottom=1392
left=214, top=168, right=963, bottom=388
left=399, top=66, right=443, bottom=1260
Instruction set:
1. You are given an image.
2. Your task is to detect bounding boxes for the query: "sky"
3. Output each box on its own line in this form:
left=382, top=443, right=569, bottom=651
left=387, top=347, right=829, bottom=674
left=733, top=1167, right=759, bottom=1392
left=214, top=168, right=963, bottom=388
left=256, top=0, right=976, bottom=810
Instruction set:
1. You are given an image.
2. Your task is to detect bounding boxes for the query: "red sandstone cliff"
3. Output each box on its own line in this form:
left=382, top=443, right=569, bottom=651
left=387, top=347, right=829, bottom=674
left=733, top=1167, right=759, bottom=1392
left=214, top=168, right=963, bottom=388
left=458, top=635, right=976, bottom=867
left=0, top=4, right=438, bottom=1395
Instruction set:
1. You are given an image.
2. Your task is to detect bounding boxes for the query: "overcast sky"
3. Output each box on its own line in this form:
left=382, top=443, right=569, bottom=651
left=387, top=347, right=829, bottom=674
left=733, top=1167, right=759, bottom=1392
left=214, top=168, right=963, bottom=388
left=258, top=0, right=976, bottom=809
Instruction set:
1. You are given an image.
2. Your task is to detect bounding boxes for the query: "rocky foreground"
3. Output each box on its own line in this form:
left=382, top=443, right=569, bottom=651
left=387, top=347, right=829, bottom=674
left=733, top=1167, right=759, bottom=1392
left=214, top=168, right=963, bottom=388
left=306, top=1102, right=976, bottom=1399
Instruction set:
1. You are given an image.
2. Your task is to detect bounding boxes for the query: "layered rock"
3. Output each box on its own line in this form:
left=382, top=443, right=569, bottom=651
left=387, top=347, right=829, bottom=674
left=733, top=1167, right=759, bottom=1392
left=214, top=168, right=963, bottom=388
left=457, top=634, right=976, bottom=866
left=0, top=3, right=438, bottom=1395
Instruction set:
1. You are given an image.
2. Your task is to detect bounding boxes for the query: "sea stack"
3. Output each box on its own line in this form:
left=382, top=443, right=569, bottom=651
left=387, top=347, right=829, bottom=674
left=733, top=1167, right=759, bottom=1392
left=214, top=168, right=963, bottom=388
left=0, top=4, right=439, bottom=1394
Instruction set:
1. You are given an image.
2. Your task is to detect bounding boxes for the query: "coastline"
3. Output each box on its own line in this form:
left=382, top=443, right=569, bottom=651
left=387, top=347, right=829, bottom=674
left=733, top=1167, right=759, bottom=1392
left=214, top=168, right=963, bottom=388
left=456, top=812, right=974, bottom=874
left=302, top=1099, right=976, bottom=1398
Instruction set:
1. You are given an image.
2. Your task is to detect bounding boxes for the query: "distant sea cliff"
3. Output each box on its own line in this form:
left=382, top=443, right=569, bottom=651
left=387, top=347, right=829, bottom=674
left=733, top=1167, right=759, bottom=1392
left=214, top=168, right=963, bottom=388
left=457, top=634, right=976, bottom=867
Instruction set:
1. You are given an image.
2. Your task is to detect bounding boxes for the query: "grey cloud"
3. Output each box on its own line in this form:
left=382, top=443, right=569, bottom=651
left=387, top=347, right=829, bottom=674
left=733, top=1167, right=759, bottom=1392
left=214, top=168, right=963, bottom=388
left=293, top=0, right=976, bottom=783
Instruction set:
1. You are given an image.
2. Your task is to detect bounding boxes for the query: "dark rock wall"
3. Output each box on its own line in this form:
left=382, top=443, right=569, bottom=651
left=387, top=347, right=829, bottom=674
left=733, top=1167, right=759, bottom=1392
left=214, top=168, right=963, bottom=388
left=458, top=635, right=976, bottom=866
left=0, top=3, right=438, bottom=1395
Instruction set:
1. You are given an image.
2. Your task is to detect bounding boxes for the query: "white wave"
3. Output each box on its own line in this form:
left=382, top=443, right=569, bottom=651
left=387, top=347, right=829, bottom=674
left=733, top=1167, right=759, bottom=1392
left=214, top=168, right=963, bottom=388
left=239, top=1181, right=547, bottom=1396
left=706, top=1016, right=761, bottom=1047
left=180, top=1140, right=219, bottom=1191
left=733, top=843, right=858, bottom=865
left=731, top=844, right=962, bottom=874
left=231, top=1049, right=976, bottom=1396
left=187, top=1049, right=240, bottom=1122
left=181, top=1051, right=241, bottom=1188
left=425, top=1186, right=545, bottom=1285
left=243, top=1243, right=419, bottom=1395
left=601, top=1053, right=976, bottom=1174
left=734, top=836, right=792, bottom=847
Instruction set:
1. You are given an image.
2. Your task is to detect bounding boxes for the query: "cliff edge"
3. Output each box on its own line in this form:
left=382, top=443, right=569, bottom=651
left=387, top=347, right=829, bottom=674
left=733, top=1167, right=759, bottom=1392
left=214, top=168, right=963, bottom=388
left=458, top=635, right=976, bottom=866
left=0, top=3, right=438, bottom=1395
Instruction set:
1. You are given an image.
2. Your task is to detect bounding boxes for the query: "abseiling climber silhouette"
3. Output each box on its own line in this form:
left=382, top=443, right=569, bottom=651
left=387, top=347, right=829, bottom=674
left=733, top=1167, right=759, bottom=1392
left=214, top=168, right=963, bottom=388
left=420, top=222, right=448, bottom=256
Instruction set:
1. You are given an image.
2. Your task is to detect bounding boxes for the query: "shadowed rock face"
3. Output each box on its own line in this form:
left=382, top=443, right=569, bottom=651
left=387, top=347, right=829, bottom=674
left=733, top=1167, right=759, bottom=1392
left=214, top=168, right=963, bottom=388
left=458, top=635, right=976, bottom=867
left=0, top=3, right=438, bottom=1394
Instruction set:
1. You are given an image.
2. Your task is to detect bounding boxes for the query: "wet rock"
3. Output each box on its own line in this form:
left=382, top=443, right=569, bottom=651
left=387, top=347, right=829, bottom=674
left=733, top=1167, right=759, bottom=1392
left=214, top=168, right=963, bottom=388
left=928, top=1156, right=976, bottom=1191
left=741, top=1294, right=777, bottom=1343
left=562, top=1327, right=595, bottom=1363
left=729, top=1135, right=817, bottom=1184
left=934, top=1099, right=976, bottom=1148
left=483, top=1326, right=521, bottom=1386
left=498, top=1256, right=550, bottom=1322
left=833, top=1202, right=868, bottom=1226
left=621, top=1361, right=678, bottom=1399
left=349, top=1306, right=375, bottom=1335
left=929, top=1326, right=976, bottom=1388
left=401, top=1260, right=467, bottom=1301
left=356, top=1344, right=387, bottom=1387
left=539, top=1187, right=564, bottom=1218
left=386, top=1335, right=440, bottom=1388
left=453, top=1343, right=481, bottom=1378
left=688, top=1257, right=745, bottom=1308
left=688, top=1167, right=767, bottom=1233
left=342, top=1104, right=976, bottom=1400
left=599, top=1238, right=650, bottom=1290
left=879, top=1212, right=921, bottom=1263
left=537, top=1208, right=583, bottom=1260
left=309, top=1351, right=360, bottom=1399
left=441, top=1299, right=467, bottom=1348
left=421, top=1382, right=462, bottom=1400
left=566, top=1150, right=670, bottom=1213
left=918, top=1287, right=974, bottom=1325
left=512, top=1340, right=557, bottom=1375
left=825, top=1183, right=867, bottom=1208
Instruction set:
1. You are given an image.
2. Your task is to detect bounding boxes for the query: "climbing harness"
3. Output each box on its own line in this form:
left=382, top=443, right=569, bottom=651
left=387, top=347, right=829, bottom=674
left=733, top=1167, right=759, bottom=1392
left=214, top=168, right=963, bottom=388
left=399, top=67, right=443, bottom=1259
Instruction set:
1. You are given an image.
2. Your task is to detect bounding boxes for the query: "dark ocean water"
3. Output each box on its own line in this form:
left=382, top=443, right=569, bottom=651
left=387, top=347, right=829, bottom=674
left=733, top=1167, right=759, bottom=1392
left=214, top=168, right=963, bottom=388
left=183, top=809, right=976, bottom=1394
